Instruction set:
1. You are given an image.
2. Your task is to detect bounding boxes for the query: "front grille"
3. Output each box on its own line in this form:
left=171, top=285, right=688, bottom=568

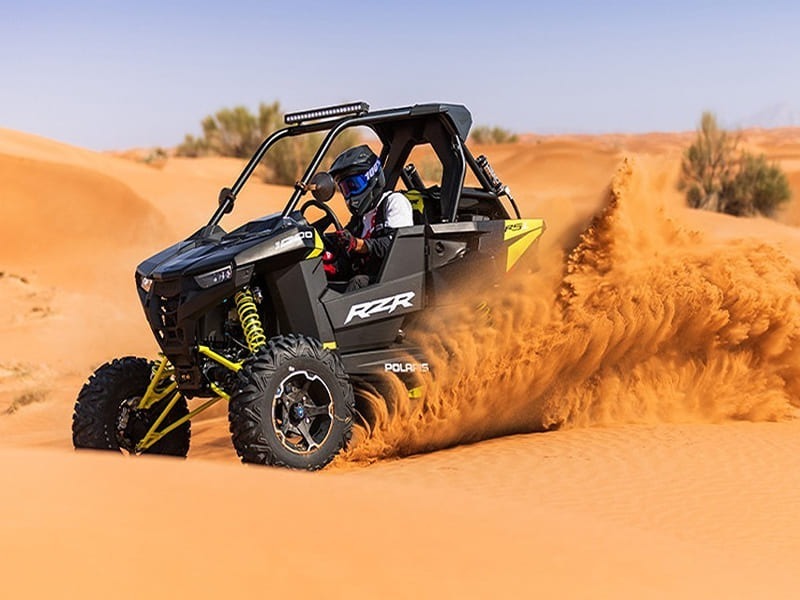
left=155, top=294, right=182, bottom=343
left=139, top=276, right=203, bottom=389
left=144, top=278, right=185, bottom=351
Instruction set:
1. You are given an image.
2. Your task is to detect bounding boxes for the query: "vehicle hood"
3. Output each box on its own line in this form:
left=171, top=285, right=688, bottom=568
left=136, top=214, right=320, bottom=280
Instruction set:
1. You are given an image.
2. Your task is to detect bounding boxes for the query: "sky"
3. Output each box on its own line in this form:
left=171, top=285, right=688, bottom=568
left=1, top=0, right=799, bottom=150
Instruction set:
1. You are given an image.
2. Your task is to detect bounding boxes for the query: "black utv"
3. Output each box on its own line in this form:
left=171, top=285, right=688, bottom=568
left=72, top=102, right=545, bottom=469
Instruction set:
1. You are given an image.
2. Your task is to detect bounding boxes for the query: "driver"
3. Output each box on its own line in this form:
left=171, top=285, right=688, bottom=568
left=324, top=145, right=413, bottom=290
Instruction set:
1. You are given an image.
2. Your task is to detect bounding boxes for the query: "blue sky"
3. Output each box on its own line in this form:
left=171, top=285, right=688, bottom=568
left=1, top=0, right=799, bottom=150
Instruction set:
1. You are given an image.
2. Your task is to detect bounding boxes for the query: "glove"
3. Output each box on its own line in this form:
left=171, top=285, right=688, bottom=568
left=333, top=229, right=359, bottom=255
left=322, top=251, right=338, bottom=277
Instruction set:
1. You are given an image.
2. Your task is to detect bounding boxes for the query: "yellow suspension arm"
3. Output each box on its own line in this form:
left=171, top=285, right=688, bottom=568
left=137, top=356, right=177, bottom=410
left=198, top=345, right=243, bottom=372
left=135, top=354, right=234, bottom=452
left=136, top=387, right=228, bottom=452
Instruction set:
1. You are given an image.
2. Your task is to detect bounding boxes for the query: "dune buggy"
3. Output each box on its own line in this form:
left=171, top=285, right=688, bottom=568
left=72, top=101, right=545, bottom=469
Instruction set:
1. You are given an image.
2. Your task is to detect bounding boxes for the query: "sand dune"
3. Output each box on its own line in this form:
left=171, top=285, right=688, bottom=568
left=0, top=152, right=165, bottom=277
left=1, top=127, right=800, bottom=597
left=2, top=423, right=799, bottom=598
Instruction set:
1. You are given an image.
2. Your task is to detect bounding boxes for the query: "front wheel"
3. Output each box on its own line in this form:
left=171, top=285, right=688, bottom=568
left=72, top=356, right=191, bottom=457
left=228, top=335, right=354, bottom=470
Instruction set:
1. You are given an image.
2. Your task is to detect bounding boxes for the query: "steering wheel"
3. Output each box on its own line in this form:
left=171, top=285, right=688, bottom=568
left=300, top=199, right=343, bottom=233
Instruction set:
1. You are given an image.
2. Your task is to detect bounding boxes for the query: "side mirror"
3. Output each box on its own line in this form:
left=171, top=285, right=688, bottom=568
left=218, top=187, right=236, bottom=214
left=309, top=172, right=335, bottom=203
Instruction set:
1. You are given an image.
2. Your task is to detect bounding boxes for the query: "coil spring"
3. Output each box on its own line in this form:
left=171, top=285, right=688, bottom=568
left=235, top=288, right=267, bottom=353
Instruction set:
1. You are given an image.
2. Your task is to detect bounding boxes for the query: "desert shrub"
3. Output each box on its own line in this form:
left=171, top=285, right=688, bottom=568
left=256, top=101, right=283, bottom=137
left=722, top=153, right=791, bottom=217
left=679, top=112, right=738, bottom=212
left=176, top=101, right=361, bottom=185
left=470, top=125, right=518, bottom=144
left=416, top=158, right=444, bottom=184
left=143, top=147, right=168, bottom=166
left=204, top=106, right=260, bottom=158
left=679, top=112, right=790, bottom=217
left=176, top=134, right=208, bottom=158
left=261, top=128, right=361, bottom=186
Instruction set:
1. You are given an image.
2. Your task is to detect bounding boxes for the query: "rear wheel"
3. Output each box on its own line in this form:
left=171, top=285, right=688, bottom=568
left=229, top=335, right=354, bottom=470
left=72, top=356, right=191, bottom=457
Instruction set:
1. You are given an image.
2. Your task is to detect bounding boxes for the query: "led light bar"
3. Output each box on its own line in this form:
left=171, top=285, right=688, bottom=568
left=284, top=102, right=370, bottom=125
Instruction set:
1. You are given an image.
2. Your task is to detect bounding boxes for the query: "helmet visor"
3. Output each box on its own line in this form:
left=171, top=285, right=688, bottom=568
left=337, top=173, right=370, bottom=199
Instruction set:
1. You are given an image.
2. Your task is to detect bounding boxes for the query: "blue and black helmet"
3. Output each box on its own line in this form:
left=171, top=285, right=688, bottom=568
left=329, top=145, right=385, bottom=217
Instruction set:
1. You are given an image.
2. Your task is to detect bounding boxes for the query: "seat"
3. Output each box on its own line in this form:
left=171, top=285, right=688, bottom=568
left=403, top=186, right=442, bottom=225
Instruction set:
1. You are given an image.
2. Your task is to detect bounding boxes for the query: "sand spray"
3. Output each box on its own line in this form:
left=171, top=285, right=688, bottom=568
left=341, top=157, right=800, bottom=463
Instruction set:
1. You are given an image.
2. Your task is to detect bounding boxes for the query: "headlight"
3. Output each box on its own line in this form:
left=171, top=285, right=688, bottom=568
left=194, top=265, right=233, bottom=289
left=140, top=276, right=153, bottom=293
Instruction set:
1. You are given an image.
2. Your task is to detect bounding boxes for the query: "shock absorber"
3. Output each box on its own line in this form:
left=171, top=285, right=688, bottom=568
left=234, top=288, right=267, bottom=353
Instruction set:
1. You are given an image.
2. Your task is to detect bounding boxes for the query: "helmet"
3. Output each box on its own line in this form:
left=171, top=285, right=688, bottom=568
left=329, top=145, right=385, bottom=217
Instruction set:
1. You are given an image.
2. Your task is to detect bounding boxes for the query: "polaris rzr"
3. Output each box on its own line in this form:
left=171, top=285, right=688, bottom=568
left=72, top=102, right=545, bottom=469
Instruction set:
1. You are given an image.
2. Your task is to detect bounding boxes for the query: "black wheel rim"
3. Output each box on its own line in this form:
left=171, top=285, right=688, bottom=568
left=115, top=395, right=145, bottom=454
left=272, top=368, right=334, bottom=455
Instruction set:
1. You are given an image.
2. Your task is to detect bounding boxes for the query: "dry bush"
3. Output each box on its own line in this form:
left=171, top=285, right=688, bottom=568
left=470, top=125, right=518, bottom=144
left=176, top=101, right=361, bottom=185
left=261, top=128, right=361, bottom=186
left=679, top=112, right=790, bottom=217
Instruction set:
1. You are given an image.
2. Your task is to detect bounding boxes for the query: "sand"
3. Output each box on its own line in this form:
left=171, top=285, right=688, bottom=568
left=1, top=126, right=800, bottom=598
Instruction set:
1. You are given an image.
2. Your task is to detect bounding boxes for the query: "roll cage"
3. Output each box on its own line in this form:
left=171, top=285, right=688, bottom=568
left=208, top=102, right=520, bottom=229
